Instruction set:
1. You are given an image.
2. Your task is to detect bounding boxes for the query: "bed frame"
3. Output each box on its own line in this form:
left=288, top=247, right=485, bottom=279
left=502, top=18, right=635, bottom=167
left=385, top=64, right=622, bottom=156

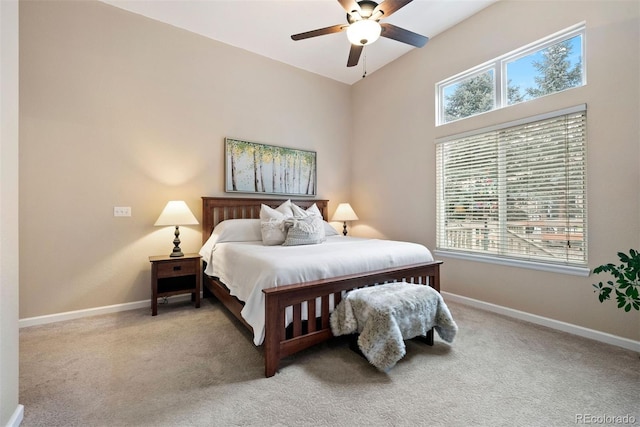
left=201, top=197, right=443, bottom=377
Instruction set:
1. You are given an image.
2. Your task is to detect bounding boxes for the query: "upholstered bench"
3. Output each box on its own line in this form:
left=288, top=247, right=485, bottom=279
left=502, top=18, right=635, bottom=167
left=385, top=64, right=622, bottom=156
left=330, top=281, right=457, bottom=371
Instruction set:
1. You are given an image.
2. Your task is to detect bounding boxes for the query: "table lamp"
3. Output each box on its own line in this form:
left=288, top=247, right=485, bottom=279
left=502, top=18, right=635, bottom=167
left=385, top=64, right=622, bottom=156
left=154, top=201, right=199, bottom=257
left=331, top=203, right=359, bottom=236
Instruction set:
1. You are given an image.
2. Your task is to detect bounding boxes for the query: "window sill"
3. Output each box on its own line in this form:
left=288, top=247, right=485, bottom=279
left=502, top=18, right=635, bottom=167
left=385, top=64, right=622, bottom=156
left=434, top=250, right=591, bottom=277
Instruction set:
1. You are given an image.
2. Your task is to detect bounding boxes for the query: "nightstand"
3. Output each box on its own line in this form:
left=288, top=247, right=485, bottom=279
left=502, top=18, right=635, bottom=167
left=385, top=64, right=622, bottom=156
left=149, top=253, right=201, bottom=316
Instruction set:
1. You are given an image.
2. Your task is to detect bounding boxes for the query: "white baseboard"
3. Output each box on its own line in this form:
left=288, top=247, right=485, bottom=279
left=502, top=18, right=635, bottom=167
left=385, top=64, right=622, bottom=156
left=19, top=294, right=195, bottom=328
left=6, top=404, right=23, bottom=427
left=442, top=291, right=640, bottom=353
left=19, top=291, right=639, bottom=354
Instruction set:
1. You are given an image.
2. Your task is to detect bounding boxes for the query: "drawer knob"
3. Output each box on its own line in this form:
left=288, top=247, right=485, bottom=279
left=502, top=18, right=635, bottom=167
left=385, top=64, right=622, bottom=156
left=173, top=266, right=182, bottom=271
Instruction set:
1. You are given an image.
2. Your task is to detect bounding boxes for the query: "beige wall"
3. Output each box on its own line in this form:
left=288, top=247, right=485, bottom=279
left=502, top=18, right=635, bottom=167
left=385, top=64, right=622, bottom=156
left=19, top=0, right=352, bottom=318
left=351, top=0, right=640, bottom=341
left=1, top=0, right=21, bottom=424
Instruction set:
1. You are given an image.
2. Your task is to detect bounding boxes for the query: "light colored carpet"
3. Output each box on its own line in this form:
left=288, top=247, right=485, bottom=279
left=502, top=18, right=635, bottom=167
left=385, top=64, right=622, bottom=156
left=19, top=298, right=639, bottom=427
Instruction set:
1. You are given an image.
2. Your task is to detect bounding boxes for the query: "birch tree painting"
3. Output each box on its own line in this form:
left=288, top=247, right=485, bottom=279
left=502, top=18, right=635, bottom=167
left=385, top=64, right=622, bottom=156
left=225, top=138, right=317, bottom=196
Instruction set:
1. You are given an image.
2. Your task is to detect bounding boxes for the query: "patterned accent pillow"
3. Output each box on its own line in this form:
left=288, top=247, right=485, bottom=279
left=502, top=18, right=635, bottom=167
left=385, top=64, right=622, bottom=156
left=282, top=215, right=326, bottom=246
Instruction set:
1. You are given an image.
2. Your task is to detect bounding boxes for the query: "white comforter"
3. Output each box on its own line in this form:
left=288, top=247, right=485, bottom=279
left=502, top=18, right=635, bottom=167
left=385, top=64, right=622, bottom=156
left=202, top=236, right=434, bottom=345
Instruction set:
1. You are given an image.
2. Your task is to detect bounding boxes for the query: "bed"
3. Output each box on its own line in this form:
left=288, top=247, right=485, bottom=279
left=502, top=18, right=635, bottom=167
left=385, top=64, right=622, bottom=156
left=200, top=197, right=443, bottom=377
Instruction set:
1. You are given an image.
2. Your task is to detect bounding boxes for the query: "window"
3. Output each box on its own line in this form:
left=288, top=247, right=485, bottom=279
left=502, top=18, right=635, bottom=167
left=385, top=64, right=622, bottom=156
left=442, top=68, right=495, bottom=124
left=505, top=33, right=583, bottom=106
left=437, top=24, right=585, bottom=125
left=435, top=105, right=587, bottom=274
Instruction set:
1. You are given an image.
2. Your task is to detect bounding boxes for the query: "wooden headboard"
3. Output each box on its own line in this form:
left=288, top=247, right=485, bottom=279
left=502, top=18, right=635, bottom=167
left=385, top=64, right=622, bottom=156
left=201, top=197, right=329, bottom=244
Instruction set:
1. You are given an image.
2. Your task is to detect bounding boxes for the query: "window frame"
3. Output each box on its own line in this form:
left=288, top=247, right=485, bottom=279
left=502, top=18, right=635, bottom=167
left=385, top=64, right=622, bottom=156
left=434, top=105, right=589, bottom=276
left=436, top=23, right=585, bottom=126
left=438, top=65, right=496, bottom=125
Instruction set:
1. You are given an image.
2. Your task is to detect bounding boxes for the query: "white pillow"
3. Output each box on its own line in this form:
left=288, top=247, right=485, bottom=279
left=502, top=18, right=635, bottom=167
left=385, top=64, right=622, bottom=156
left=323, top=221, right=340, bottom=236
left=199, top=219, right=262, bottom=261
left=291, top=202, right=321, bottom=218
left=290, top=202, right=338, bottom=236
left=260, top=201, right=294, bottom=245
left=260, top=200, right=293, bottom=220
left=282, top=215, right=326, bottom=246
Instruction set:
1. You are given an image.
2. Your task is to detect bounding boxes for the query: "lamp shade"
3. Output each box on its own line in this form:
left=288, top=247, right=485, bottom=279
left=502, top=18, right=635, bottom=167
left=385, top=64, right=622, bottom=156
left=331, top=203, right=359, bottom=222
left=154, top=201, right=198, bottom=226
left=347, top=19, right=381, bottom=46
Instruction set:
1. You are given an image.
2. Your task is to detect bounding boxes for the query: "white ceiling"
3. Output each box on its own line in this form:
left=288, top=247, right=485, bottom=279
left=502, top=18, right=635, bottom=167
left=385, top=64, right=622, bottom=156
left=101, top=0, right=497, bottom=85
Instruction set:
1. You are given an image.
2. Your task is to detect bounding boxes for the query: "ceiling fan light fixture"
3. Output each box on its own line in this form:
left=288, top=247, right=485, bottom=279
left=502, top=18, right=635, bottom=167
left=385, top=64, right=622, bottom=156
left=346, top=19, right=381, bottom=46
left=291, top=0, right=428, bottom=69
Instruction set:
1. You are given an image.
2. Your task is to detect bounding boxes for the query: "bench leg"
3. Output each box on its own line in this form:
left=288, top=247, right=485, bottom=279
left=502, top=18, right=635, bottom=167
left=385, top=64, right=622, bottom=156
left=349, top=335, right=366, bottom=359
left=414, top=328, right=434, bottom=346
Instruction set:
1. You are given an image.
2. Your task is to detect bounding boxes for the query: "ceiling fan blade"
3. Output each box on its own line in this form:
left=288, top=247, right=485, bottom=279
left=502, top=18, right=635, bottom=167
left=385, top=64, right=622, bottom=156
left=291, top=24, right=347, bottom=41
left=373, top=0, right=413, bottom=18
left=380, top=23, right=429, bottom=48
left=347, top=44, right=364, bottom=67
left=338, top=0, right=362, bottom=15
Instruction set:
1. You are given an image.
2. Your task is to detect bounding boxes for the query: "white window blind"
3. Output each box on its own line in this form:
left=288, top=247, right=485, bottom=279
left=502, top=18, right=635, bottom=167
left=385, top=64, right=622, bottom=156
left=436, top=105, right=587, bottom=268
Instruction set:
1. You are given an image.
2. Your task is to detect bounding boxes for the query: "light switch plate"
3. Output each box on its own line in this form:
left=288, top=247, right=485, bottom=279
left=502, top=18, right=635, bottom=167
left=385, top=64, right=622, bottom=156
left=114, top=206, right=131, bottom=217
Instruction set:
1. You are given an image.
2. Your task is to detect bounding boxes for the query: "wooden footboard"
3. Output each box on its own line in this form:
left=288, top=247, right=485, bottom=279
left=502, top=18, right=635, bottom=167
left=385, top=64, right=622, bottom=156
left=262, top=261, right=442, bottom=377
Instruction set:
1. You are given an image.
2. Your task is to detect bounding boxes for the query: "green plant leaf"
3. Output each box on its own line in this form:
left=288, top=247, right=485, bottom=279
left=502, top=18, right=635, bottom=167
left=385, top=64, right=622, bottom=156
left=592, top=250, right=640, bottom=311
left=598, top=287, right=612, bottom=302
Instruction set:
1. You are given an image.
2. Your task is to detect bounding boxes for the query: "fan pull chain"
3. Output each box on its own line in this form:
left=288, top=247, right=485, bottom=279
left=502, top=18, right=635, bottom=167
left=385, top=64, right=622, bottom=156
left=362, top=47, right=367, bottom=79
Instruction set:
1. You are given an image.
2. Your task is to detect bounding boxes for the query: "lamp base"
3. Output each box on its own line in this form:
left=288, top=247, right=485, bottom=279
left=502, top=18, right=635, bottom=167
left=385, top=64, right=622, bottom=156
left=170, top=225, right=184, bottom=257
left=342, top=221, right=348, bottom=236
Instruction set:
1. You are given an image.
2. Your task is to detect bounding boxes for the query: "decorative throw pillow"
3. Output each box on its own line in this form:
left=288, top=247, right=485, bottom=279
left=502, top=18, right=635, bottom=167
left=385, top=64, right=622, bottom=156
left=260, top=200, right=293, bottom=219
left=260, top=201, right=293, bottom=245
left=291, top=202, right=321, bottom=218
left=290, top=202, right=339, bottom=236
left=282, top=215, right=326, bottom=246
left=261, top=218, right=288, bottom=246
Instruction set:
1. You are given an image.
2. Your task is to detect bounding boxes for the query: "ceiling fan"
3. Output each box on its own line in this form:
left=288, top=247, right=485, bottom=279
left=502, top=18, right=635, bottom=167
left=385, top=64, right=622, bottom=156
left=291, top=0, right=429, bottom=68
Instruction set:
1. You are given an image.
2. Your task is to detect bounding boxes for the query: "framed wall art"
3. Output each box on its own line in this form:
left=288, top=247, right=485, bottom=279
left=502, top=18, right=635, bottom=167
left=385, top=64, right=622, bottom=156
left=225, top=138, right=317, bottom=196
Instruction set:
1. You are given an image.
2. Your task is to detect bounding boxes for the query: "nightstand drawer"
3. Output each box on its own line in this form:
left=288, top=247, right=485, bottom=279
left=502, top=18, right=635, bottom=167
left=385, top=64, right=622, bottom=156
left=156, top=259, right=198, bottom=278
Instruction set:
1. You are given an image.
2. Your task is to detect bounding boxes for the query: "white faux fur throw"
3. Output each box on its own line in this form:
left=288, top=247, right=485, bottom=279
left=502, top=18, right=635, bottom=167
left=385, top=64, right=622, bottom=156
left=330, top=282, right=458, bottom=372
